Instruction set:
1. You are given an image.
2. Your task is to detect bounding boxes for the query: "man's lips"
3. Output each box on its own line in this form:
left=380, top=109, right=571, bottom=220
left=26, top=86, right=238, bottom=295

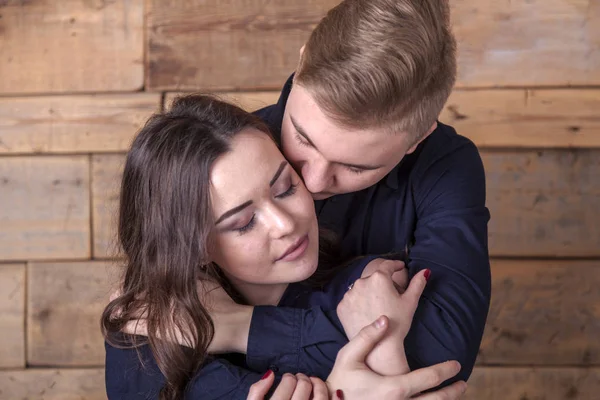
left=276, top=235, right=309, bottom=262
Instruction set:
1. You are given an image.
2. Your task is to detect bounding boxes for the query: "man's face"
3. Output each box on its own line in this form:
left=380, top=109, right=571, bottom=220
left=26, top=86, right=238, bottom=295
left=281, top=84, right=422, bottom=200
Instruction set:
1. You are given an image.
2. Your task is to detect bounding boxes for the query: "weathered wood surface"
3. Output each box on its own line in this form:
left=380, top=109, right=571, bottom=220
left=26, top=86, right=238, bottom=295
left=148, top=0, right=600, bottom=91
left=478, top=260, right=600, bottom=365
left=452, top=0, right=600, bottom=87
left=484, top=149, right=600, bottom=257
left=0, top=0, right=144, bottom=94
left=0, top=94, right=160, bottom=154
left=441, top=90, right=600, bottom=148
left=0, top=156, right=90, bottom=261
left=92, top=155, right=125, bottom=258
left=0, top=368, right=106, bottom=400
left=27, top=261, right=119, bottom=366
left=465, top=367, right=600, bottom=400
left=147, top=0, right=339, bottom=90
left=0, top=264, right=25, bottom=368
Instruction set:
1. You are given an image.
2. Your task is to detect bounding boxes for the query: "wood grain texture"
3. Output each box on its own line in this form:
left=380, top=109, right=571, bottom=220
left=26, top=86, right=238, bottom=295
left=92, top=154, right=125, bottom=258
left=0, top=368, right=106, bottom=400
left=0, top=264, right=25, bottom=368
left=27, top=261, right=120, bottom=366
left=478, top=260, right=600, bottom=365
left=465, top=367, right=600, bottom=400
left=441, top=90, right=600, bottom=148
left=452, top=0, right=600, bottom=87
left=147, top=0, right=338, bottom=90
left=0, top=0, right=144, bottom=94
left=484, top=149, right=600, bottom=257
left=0, top=94, right=160, bottom=154
left=164, top=92, right=280, bottom=112
left=0, top=156, right=90, bottom=261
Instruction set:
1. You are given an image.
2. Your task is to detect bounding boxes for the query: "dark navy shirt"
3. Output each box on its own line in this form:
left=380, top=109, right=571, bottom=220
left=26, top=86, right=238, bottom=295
left=248, top=74, right=491, bottom=384
left=105, top=255, right=378, bottom=399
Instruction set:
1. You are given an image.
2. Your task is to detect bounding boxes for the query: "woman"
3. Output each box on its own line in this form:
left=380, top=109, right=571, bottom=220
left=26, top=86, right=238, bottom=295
left=102, top=94, right=466, bottom=399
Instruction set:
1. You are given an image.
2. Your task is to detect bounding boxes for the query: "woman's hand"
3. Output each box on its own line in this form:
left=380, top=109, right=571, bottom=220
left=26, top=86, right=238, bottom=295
left=248, top=371, right=342, bottom=400
left=326, top=316, right=467, bottom=399
left=361, top=258, right=409, bottom=293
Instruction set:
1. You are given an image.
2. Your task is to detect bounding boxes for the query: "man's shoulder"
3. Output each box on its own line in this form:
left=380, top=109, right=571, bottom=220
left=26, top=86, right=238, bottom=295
left=410, top=122, right=482, bottom=180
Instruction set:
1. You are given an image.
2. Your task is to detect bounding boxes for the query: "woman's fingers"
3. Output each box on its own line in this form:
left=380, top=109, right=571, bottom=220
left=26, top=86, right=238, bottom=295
left=309, top=377, right=329, bottom=400
left=270, top=373, right=299, bottom=399
left=336, top=315, right=389, bottom=364
left=394, top=360, right=461, bottom=397
left=288, top=373, right=312, bottom=400
left=412, top=380, right=468, bottom=400
left=246, top=370, right=275, bottom=400
left=401, top=269, right=429, bottom=313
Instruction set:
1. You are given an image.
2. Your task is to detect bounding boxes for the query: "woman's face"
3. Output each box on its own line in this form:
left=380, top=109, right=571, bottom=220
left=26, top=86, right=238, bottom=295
left=209, top=129, right=319, bottom=302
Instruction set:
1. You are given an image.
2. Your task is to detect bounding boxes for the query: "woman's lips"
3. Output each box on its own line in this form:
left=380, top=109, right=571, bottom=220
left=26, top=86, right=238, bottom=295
left=276, top=235, right=309, bottom=262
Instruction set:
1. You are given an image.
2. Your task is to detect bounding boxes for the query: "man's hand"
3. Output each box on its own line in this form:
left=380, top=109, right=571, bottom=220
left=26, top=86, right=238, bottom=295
left=361, top=258, right=409, bottom=293
left=338, top=264, right=429, bottom=376
left=114, top=279, right=254, bottom=354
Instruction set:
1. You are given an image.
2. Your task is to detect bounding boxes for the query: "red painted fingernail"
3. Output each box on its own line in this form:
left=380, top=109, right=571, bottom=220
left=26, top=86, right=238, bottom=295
left=261, top=370, right=272, bottom=380
left=336, top=389, right=344, bottom=399
left=424, top=269, right=431, bottom=281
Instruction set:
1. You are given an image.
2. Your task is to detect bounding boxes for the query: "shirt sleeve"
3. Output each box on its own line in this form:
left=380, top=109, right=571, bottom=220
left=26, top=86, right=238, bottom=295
left=105, top=339, right=278, bottom=400
left=404, top=139, right=491, bottom=384
left=246, top=256, right=377, bottom=377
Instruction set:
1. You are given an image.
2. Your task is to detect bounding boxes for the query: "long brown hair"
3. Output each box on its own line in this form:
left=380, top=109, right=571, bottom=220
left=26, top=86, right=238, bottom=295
left=101, top=94, right=273, bottom=400
left=101, top=94, right=345, bottom=399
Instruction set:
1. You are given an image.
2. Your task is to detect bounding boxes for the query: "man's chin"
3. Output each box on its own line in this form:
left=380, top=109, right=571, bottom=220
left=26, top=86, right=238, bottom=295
left=311, top=192, right=335, bottom=200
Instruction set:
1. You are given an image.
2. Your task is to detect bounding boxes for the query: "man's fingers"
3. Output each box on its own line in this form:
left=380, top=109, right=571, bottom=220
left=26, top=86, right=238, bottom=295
left=246, top=371, right=274, bottom=400
left=378, top=260, right=406, bottom=277
left=391, top=269, right=409, bottom=293
left=336, top=316, right=389, bottom=364
left=401, top=269, right=429, bottom=311
left=398, top=360, right=461, bottom=396
left=412, top=380, right=467, bottom=399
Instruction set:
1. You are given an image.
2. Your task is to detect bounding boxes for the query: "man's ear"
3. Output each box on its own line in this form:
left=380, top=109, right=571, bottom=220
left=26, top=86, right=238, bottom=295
left=299, top=44, right=306, bottom=57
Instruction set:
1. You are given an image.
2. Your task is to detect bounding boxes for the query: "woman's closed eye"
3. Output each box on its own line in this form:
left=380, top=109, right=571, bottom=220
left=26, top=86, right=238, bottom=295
left=275, top=182, right=298, bottom=199
left=235, top=215, right=256, bottom=235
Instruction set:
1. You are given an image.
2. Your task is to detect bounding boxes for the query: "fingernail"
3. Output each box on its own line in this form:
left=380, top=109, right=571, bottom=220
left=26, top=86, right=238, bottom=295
left=375, top=316, right=386, bottom=329
left=261, top=370, right=272, bottom=380
left=424, top=269, right=431, bottom=281
left=336, top=389, right=344, bottom=399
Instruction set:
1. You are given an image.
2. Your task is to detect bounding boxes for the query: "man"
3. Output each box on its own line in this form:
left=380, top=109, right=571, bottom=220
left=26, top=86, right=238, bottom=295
left=234, top=0, right=491, bottom=387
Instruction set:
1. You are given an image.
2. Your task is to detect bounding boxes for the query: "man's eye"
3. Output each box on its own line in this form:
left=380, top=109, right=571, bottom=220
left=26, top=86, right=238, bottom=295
left=347, top=166, right=365, bottom=174
left=294, top=132, right=311, bottom=147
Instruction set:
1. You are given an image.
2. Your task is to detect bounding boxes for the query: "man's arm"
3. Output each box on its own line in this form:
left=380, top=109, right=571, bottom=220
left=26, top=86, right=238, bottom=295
left=403, top=139, right=491, bottom=383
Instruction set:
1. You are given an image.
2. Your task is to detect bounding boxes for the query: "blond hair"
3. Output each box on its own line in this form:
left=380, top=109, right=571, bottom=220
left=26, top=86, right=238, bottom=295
left=296, top=0, right=456, bottom=141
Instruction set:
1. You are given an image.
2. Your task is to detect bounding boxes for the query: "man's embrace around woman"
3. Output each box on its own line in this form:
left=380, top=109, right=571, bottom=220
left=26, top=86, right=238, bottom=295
left=102, top=0, right=491, bottom=398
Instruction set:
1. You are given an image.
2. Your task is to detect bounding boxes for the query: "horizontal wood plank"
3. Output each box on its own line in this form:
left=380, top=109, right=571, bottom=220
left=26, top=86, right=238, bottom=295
left=148, top=0, right=600, bottom=90
left=478, top=260, right=600, bottom=365
left=27, top=262, right=120, bottom=366
left=484, top=149, right=600, bottom=257
left=0, top=156, right=90, bottom=261
left=466, top=367, right=600, bottom=400
left=0, top=94, right=160, bottom=154
left=0, top=368, right=106, bottom=400
left=452, top=0, right=600, bottom=87
left=164, top=92, right=280, bottom=113
left=0, top=264, right=25, bottom=368
left=168, top=89, right=600, bottom=148
left=441, top=90, right=600, bottom=148
left=92, top=155, right=125, bottom=258
left=147, top=0, right=338, bottom=90
left=0, top=0, right=144, bottom=94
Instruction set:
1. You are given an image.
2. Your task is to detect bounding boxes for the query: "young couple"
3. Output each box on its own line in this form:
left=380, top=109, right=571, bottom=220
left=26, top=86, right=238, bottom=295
left=102, top=0, right=491, bottom=399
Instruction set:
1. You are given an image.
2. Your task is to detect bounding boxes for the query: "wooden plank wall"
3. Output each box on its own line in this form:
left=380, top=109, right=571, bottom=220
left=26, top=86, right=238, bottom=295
left=0, top=0, right=598, bottom=399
